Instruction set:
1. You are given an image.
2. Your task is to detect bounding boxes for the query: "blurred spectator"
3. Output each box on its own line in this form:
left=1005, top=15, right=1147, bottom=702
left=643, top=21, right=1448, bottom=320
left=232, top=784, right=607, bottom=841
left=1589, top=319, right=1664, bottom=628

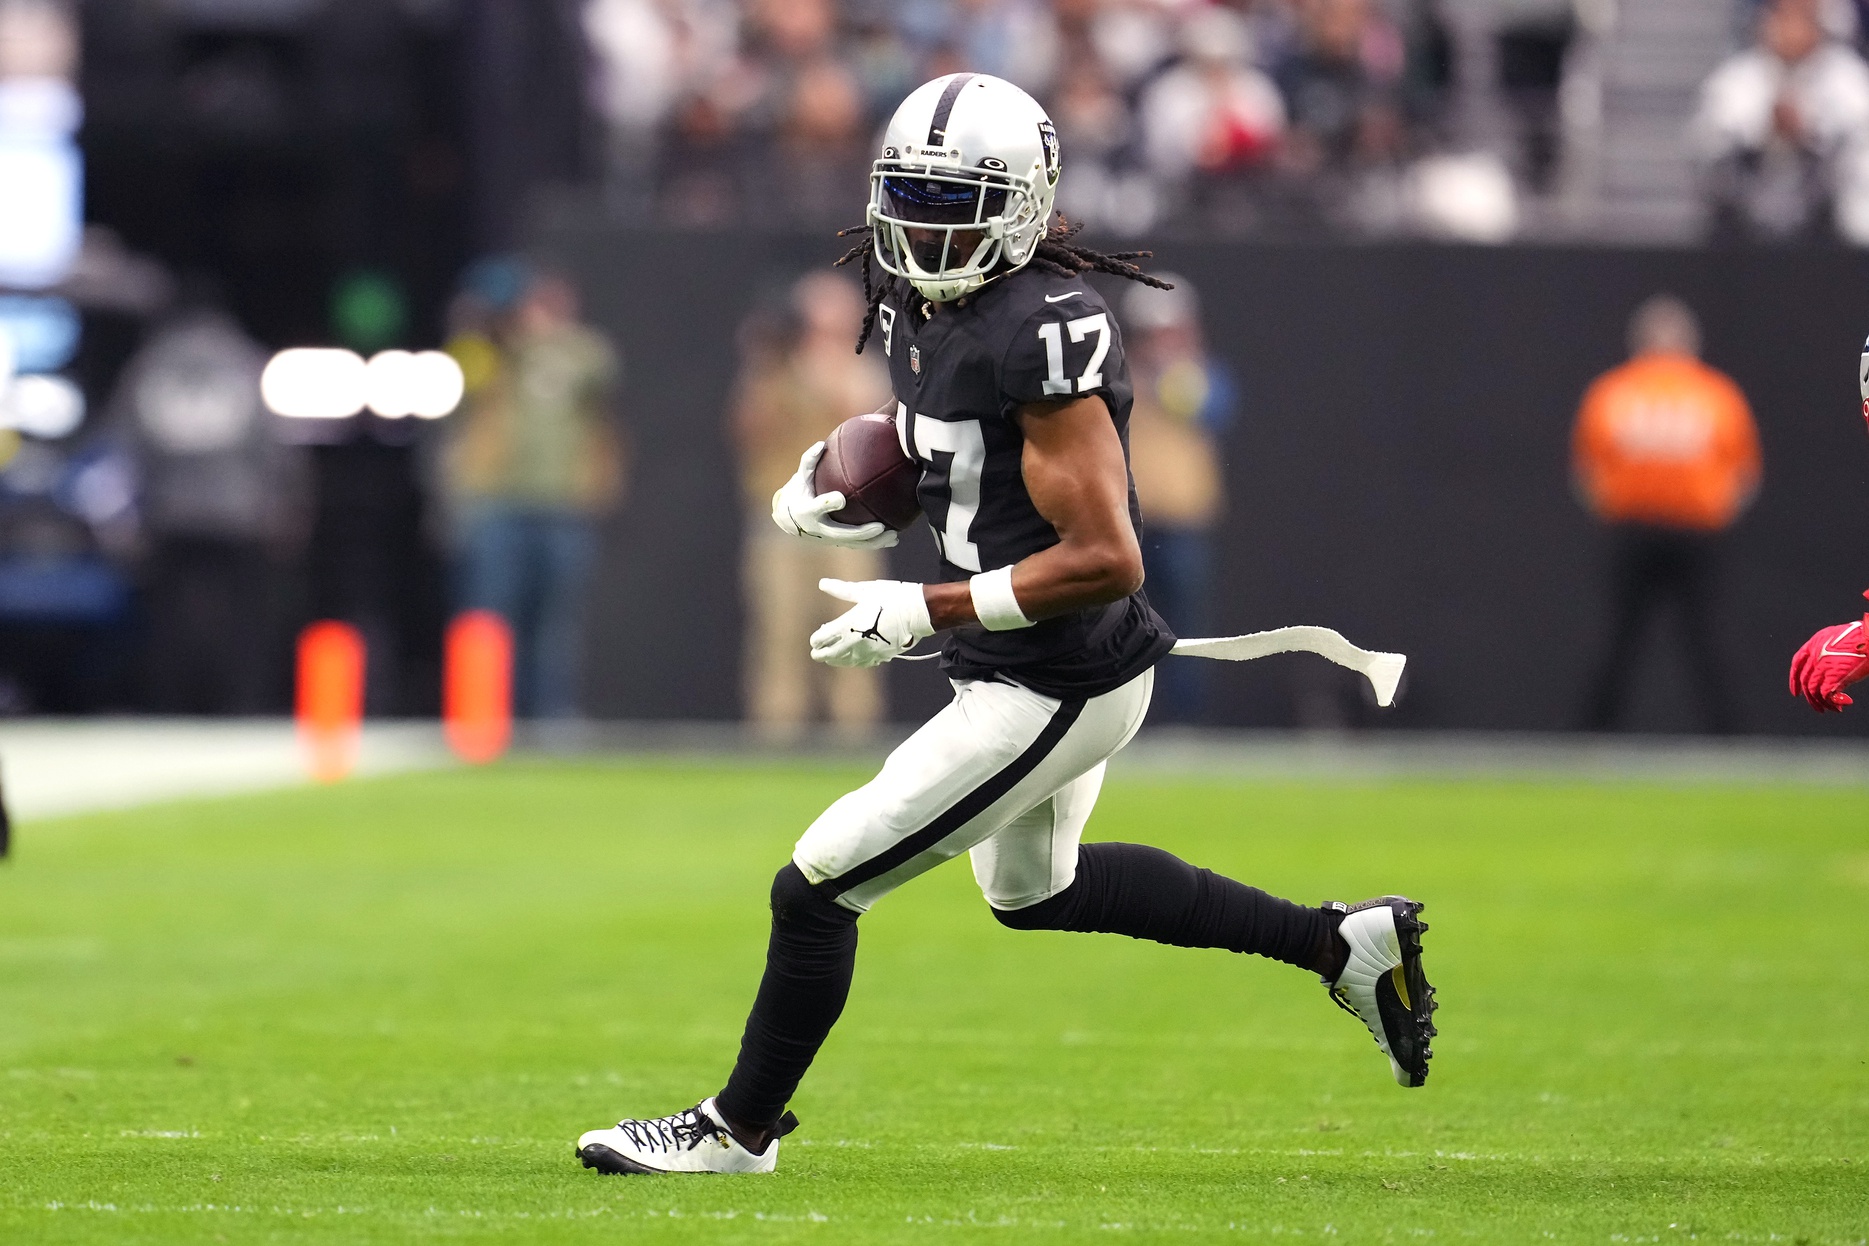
left=1397, top=0, right=1454, bottom=118
left=583, top=0, right=739, bottom=160
left=773, top=55, right=869, bottom=224
left=1054, top=59, right=1148, bottom=231
left=443, top=259, right=625, bottom=720
left=847, top=2, right=921, bottom=120
left=1121, top=273, right=1235, bottom=724
left=730, top=271, right=890, bottom=739
left=750, top=0, right=837, bottom=58
left=1276, top=0, right=1409, bottom=175
left=1086, top=0, right=1178, bottom=92
left=0, top=0, right=77, bottom=80
left=0, top=452, right=133, bottom=714
left=640, top=0, right=882, bottom=227
left=579, top=0, right=1471, bottom=237
left=1694, top=0, right=1869, bottom=243
left=895, top=0, right=1061, bottom=99
left=109, top=305, right=309, bottom=713
left=1141, top=6, right=1287, bottom=228
left=1734, top=0, right=1862, bottom=47
left=1572, top=296, right=1761, bottom=734
left=1494, top=0, right=1575, bottom=192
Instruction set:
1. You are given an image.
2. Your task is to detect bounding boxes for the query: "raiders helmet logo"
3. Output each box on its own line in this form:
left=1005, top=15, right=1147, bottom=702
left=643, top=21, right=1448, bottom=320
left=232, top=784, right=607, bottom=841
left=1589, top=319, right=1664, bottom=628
left=1037, top=120, right=1060, bottom=187
left=909, top=345, right=922, bottom=376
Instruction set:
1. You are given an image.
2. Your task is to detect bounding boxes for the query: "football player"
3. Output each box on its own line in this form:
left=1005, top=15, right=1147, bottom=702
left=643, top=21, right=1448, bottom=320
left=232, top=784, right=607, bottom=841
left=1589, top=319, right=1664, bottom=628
left=1787, top=336, right=1869, bottom=713
left=575, top=74, right=1437, bottom=1176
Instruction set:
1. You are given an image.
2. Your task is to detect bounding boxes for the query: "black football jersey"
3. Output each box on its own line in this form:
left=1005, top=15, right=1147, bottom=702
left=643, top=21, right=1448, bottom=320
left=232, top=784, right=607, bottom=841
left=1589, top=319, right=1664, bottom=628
left=873, top=264, right=1174, bottom=700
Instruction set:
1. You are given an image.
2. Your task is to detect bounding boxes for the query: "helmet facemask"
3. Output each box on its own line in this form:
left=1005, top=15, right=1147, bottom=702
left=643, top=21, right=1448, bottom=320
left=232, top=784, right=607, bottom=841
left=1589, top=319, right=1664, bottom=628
left=869, top=162, right=1042, bottom=303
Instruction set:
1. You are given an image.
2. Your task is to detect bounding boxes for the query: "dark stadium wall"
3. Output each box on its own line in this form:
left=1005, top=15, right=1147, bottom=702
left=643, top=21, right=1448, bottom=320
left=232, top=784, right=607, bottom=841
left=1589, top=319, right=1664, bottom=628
left=544, top=225, right=1869, bottom=736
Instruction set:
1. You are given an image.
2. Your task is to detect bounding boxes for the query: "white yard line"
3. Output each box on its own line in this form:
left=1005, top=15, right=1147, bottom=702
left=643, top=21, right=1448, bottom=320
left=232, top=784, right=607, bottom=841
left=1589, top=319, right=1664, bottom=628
left=0, top=720, right=454, bottom=821
left=1110, top=728, right=1869, bottom=786
left=2, top=718, right=1862, bottom=826
left=516, top=722, right=1869, bottom=787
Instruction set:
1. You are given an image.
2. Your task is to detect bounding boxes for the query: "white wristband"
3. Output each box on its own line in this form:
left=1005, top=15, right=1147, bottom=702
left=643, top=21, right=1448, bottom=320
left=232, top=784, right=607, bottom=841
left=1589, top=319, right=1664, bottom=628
left=970, top=566, right=1035, bottom=631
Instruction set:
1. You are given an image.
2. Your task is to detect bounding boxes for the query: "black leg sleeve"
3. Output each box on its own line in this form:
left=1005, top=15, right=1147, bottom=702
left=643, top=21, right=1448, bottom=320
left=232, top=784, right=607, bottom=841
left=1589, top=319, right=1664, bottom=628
left=716, top=863, right=858, bottom=1128
left=993, top=841, right=1332, bottom=971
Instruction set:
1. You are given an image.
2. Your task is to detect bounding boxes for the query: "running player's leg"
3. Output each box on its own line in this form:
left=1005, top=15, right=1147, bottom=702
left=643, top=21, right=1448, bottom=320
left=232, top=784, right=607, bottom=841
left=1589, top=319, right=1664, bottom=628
left=973, top=752, right=1337, bottom=973
left=711, top=673, right=1150, bottom=1142
left=972, top=686, right=1437, bottom=1087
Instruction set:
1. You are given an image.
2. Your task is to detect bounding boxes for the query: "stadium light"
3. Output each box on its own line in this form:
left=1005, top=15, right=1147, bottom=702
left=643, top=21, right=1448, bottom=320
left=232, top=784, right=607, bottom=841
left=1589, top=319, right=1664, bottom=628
left=1407, top=152, right=1520, bottom=244
left=261, top=348, right=367, bottom=419
left=0, top=295, right=80, bottom=373
left=263, top=348, right=463, bottom=419
left=363, top=349, right=464, bottom=419
left=0, top=373, right=84, bottom=439
left=0, top=78, right=84, bottom=289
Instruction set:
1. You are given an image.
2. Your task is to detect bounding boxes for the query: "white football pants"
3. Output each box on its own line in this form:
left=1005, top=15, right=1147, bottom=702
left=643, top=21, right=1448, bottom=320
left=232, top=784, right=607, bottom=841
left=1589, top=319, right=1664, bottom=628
left=793, top=668, right=1154, bottom=913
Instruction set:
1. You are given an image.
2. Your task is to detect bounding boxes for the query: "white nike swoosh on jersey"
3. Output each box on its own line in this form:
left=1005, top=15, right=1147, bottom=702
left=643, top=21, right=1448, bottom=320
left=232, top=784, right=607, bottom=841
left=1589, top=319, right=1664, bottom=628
left=1044, top=292, right=1082, bottom=302
left=1820, top=620, right=1866, bottom=658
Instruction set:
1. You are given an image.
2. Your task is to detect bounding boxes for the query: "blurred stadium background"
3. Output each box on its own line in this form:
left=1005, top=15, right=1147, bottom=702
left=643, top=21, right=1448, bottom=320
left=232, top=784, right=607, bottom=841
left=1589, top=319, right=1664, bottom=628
left=3, top=4, right=1869, bottom=1241
left=0, top=0, right=1863, bottom=746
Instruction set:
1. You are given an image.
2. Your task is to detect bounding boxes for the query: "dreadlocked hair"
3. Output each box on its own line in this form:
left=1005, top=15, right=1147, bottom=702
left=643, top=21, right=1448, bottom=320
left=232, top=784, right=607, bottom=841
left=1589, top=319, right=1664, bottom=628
left=834, top=224, right=899, bottom=356
left=1026, top=217, right=1173, bottom=290
left=833, top=216, right=1172, bottom=355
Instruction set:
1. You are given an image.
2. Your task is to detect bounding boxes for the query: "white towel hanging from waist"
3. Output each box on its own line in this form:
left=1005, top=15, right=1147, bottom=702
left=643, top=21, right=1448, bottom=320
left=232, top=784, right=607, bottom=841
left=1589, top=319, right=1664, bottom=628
left=1171, top=627, right=1406, bottom=708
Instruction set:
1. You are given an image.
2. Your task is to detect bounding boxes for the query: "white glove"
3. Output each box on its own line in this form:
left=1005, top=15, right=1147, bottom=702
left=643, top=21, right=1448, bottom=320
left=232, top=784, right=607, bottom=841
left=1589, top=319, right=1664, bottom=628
left=809, top=578, right=934, bottom=668
left=771, top=442, right=899, bottom=550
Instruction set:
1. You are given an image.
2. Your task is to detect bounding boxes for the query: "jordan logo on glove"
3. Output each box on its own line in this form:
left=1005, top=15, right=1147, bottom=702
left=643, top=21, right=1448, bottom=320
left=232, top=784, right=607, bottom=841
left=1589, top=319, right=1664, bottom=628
left=809, top=579, right=936, bottom=669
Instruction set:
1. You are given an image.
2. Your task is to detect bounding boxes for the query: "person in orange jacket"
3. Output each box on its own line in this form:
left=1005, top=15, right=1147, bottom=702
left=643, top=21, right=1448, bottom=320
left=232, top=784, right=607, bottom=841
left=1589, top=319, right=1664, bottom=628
left=1573, top=294, right=1762, bottom=732
left=1786, top=335, right=1869, bottom=712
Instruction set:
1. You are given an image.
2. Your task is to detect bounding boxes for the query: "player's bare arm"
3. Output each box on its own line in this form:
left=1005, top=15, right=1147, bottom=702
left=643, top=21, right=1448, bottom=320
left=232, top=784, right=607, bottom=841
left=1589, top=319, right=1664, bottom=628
left=923, top=394, right=1142, bottom=631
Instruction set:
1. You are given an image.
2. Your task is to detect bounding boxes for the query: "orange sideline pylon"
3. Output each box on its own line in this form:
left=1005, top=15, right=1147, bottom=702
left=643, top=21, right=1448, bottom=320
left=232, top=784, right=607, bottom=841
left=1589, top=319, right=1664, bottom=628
left=444, top=610, right=513, bottom=764
left=296, top=620, right=366, bottom=783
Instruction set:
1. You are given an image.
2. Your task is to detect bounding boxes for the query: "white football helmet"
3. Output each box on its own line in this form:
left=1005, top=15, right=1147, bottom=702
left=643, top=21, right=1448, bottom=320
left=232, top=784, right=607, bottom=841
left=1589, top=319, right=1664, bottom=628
left=868, top=73, right=1061, bottom=303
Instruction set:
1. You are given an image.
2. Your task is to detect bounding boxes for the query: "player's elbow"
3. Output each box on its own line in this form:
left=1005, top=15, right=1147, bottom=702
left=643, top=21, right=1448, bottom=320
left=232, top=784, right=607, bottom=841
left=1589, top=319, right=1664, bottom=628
left=1049, top=529, right=1144, bottom=606
left=1085, top=542, right=1144, bottom=601
left=1108, top=547, right=1145, bottom=598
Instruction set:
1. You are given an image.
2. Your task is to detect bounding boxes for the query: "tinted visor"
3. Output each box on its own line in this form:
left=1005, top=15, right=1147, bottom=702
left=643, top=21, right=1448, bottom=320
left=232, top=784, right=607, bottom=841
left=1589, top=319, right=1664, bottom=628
left=881, top=175, right=1008, bottom=226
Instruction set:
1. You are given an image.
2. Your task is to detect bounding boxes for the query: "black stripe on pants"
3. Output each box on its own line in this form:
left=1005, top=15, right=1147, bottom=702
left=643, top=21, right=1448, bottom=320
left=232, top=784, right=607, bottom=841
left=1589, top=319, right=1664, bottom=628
left=718, top=698, right=1084, bottom=1127
left=816, top=697, right=1086, bottom=902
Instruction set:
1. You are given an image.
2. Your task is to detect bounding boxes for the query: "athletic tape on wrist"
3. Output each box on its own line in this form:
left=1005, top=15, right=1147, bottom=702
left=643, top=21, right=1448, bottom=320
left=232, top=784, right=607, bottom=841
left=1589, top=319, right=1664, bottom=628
left=970, top=566, right=1034, bottom=631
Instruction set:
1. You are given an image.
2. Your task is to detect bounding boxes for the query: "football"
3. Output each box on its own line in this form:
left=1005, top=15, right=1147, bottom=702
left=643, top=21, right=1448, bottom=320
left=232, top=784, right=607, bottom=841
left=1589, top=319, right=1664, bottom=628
left=815, top=411, right=923, bottom=531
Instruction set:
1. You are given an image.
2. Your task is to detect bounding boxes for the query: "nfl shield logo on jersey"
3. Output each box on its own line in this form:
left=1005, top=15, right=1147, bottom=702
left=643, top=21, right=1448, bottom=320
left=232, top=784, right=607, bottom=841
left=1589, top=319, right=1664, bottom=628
left=910, top=345, right=922, bottom=376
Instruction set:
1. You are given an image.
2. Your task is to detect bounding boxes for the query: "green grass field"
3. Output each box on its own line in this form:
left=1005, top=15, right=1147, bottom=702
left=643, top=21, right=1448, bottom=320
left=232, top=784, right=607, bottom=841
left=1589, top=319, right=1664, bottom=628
left=1, top=760, right=1865, bottom=1244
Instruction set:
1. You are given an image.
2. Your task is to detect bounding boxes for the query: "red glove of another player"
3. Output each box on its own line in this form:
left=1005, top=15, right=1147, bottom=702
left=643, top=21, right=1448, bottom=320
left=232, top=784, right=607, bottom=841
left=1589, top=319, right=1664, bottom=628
left=1789, top=592, right=1869, bottom=713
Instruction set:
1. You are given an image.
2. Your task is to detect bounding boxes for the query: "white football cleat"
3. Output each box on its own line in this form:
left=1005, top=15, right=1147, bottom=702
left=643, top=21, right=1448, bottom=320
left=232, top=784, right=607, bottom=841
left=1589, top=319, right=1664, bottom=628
left=1323, top=896, right=1437, bottom=1087
left=575, top=1098, right=798, bottom=1175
